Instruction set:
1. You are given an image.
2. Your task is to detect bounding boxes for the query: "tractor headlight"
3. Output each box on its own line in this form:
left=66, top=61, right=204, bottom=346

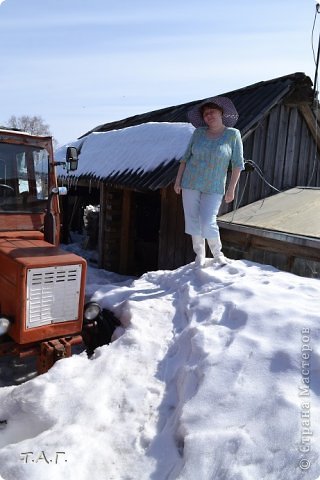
left=83, top=302, right=102, bottom=322
left=0, top=317, right=11, bottom=336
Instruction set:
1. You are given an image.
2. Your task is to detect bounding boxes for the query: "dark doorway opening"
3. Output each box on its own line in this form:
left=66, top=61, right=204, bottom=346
left=133, top=191, right=161, bottom=275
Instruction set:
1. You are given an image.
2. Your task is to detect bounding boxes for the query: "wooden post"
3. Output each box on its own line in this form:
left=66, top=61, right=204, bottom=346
left=283, top=107, right=298, bottom=187
left=299, top=104, right=320, bottom=152
left=273, top=105, right=289, bottom=190
left=119, top=189, right=131, bottom=274
left=158, top=188, right=168, bottom=269
left=98, top=181, right=105, bottom=268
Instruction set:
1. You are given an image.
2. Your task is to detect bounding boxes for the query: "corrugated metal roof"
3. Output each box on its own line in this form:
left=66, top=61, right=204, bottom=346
left=62, top=72, right=314, bottom=191
left=218, top=187, right=320, bottom=240
left=57, top=122, right=194, bottom=190
left=101, top=159, right=179, bottom=190
left=82, top=72, right=313, bottom=138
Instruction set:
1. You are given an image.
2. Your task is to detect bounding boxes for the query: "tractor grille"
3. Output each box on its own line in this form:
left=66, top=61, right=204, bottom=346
left=26, top=265, right=82, bottom=328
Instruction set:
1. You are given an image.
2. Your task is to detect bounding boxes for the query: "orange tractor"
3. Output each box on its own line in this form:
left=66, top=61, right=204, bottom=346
left=0, top=128, right=108, bottom=374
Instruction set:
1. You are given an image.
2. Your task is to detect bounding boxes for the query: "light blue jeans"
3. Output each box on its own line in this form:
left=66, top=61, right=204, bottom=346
left=182, top=188, right=223, bottom=238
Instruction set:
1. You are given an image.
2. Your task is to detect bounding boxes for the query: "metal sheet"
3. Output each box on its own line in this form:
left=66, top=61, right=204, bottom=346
left=219, top=187, right=320, bottom=239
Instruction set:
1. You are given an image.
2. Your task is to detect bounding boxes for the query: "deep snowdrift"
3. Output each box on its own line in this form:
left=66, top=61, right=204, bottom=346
left=0, top=259, right=319, bottom=480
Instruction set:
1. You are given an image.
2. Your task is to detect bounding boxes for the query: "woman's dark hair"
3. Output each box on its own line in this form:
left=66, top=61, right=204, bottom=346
left=200, top=102, right=223, bottom=117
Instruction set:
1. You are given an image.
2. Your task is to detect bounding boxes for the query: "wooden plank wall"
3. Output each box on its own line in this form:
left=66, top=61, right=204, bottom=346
left=98, top=184, right=124, bottom=272
left=119, top=190, right=132, bottom=273
left=158, top=187, right=194, bottom=269
left=95, top=102, right=320, bottom=274
left=220, top=229, right=320, bottom=279
left=99, top=185, right=164, bottom=275
left=219, top=104, right=320, bottom=216
left=156, top=103, right=320, bottom=271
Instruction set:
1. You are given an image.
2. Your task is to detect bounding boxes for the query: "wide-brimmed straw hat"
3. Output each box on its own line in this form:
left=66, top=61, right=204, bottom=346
left=187, top=96, right=239, bottom=128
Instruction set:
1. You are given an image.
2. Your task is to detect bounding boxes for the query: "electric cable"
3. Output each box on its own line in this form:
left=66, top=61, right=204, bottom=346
left=227, top=171, right=250, bottom=224
left=235, top=171, right=250, bottom=210
left=311, top=4, right=319, bottom=64
left=225, top=4, right=320, bottom=275
left=309, top=3, right=320, bottom=185
left=224, top=4, right=320, bottom=276
left=307, top=92, right=320, bottom=186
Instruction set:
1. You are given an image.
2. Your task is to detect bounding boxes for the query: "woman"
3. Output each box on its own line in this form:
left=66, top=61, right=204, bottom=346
left=174, top=96, right=244, bottom=267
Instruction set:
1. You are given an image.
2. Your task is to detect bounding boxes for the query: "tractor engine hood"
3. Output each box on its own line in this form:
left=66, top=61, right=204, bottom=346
left=0, top=234, right=82, bottom=268
left=0, top=232, right=87, bottom=344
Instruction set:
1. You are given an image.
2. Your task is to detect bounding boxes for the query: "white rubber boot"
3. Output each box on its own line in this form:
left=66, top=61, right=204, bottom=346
left=192, top=235, right=206, bottom=267
left=207, top=237, right=228, bottom=265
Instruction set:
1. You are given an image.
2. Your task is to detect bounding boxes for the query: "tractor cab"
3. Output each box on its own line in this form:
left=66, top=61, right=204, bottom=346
left=0, top=128, right=92, bottom=374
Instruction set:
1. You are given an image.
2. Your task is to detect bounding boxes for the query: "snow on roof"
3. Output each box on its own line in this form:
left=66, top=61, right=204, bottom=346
left=0, top=128, right=45, bottom=138
left=55, top=122, right=195, bottom=180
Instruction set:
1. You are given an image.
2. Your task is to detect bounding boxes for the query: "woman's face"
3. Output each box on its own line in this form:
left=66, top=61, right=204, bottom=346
left=202, top=107, right=223, bottom=126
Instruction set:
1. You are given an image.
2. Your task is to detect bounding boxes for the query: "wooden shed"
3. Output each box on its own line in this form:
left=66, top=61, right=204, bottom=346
left=218, top=187, right=320, bottom=278
left=58, top=72, right=320, bottom=276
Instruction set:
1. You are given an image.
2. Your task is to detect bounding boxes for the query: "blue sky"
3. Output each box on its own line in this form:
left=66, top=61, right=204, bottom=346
left=0, top=0, right=318, bottom=145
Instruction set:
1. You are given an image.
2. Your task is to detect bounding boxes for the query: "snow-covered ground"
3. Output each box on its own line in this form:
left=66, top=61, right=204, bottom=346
left=0, top=253, right=320, bottom=480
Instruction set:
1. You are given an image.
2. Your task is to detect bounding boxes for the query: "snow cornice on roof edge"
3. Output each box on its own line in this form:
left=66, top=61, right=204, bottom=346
left=56, top=122, right=195, bottom=189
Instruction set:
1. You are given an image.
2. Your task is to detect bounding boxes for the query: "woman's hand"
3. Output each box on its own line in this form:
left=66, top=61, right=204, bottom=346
left=174, top=162, right=186, bottom=195
left=225, top=167, right=241, bottom=203
left=224, top=187, right=235, bottom=203
left=174, top=184, right=181, bottom=194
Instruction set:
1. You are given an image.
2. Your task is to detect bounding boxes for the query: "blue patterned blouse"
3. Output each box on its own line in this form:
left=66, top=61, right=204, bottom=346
left=180, top=127, right=244, bottom=194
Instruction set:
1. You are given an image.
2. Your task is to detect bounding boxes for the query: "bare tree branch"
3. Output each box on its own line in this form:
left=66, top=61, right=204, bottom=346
left=5, top=115, right=58, bottom=147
